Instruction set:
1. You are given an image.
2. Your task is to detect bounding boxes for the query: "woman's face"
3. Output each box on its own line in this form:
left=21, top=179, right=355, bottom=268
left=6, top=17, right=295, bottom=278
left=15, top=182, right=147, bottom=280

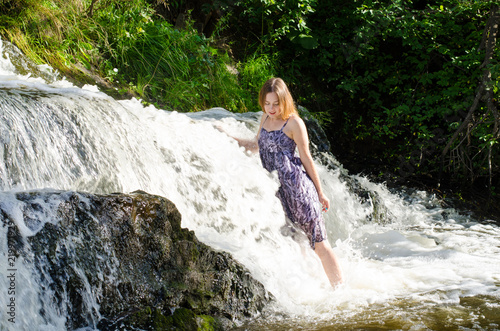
left=264, top=92, right=281, bottom=119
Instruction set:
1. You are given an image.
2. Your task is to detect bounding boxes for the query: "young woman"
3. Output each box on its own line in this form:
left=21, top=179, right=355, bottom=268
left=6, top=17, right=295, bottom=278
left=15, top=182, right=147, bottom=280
left=233, top=77, right=343, bottom=287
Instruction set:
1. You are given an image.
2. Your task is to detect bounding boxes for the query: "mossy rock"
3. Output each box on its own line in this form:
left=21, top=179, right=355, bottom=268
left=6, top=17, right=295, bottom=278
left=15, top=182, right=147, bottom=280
left=172, top=307, right=198, bottom=330
left=196, top=314, right=220, bottom=331
left=98, top=306, right=173, bottom=330
left=101, top=307, right=222, bottom=331
left=171, top=309, right=223, bottom=331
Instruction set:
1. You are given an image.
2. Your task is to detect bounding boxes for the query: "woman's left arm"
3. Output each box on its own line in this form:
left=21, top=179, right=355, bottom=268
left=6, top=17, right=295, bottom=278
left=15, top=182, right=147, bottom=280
left=290, top=117, right=330, bottom=212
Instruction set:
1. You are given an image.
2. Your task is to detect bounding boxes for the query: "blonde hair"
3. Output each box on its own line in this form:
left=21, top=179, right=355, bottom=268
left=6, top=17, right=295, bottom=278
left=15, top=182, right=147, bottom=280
left=259, top=78, right=298, bottom=120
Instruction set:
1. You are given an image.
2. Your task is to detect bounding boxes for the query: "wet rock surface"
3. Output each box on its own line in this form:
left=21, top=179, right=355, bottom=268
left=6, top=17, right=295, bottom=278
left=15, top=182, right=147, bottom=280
left=2, top=190, right=273, bottom=330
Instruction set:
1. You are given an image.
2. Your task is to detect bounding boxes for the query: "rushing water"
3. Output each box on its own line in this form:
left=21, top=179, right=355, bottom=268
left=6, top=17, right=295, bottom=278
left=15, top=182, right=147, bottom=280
left=1, top=38, right=500, bottom=330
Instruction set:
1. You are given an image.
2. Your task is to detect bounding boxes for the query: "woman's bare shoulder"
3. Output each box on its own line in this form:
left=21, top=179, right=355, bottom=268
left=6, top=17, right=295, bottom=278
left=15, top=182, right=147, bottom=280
left=288, top=114, right=306, bottom=131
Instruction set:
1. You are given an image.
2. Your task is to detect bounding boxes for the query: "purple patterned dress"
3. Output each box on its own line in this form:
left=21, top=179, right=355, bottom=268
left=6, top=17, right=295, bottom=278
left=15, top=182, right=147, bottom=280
left=258, top=116, right=327, bottom=249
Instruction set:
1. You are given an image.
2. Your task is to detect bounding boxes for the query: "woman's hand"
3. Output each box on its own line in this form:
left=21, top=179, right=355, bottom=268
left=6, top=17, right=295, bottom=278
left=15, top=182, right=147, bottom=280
left=319, top=192, right=330, bottom=212
left=214, top=124, right=226, bottom=134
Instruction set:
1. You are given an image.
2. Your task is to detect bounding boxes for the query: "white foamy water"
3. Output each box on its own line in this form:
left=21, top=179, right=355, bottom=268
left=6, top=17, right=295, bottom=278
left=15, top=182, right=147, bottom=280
left=1, top=38, right=500, bottom=330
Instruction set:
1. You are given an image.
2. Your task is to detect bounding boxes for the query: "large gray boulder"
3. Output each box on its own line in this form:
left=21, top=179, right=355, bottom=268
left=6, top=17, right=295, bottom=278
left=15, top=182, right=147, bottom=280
left=2, top=190, right=273, bottom=330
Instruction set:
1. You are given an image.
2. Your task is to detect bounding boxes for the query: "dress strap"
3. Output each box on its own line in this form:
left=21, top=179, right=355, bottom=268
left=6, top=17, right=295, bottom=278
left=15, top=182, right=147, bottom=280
left=263, top=115, right=269, bottom=125
left=280, top=117, right=290, bottom=131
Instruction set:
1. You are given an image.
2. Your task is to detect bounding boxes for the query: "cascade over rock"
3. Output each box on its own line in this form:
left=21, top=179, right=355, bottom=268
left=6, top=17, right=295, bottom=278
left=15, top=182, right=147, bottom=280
left=2, top=189, right=273, bottom=330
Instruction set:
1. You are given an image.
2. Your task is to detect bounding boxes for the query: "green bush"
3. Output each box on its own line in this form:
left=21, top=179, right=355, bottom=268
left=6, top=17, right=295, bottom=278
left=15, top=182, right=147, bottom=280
left=87, top=1, right=250, bottom=111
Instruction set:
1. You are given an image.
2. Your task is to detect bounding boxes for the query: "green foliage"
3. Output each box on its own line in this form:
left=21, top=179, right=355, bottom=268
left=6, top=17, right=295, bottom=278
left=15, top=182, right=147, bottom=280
left=217, top=0, right=319, bottom=55
left=0, top=0, right=260, bottom=112
left=87, top=1, right=255, bottom=111
left=0, top=0, right=85, bottom=69
left=336, top=0, right=498, bottom=183
left=236, top=53, right=276, bottom=111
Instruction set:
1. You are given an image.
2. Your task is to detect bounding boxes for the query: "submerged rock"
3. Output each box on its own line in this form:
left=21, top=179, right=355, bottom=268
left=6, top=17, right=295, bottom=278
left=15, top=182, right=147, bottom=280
left=2, top=190, right=273, bottom=330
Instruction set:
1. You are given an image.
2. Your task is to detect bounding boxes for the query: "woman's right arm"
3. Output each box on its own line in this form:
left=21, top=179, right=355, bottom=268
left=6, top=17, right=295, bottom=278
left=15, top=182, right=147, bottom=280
left=233, top=136, right=258, bottom=153
left=228, top=113, right=267, bottom=154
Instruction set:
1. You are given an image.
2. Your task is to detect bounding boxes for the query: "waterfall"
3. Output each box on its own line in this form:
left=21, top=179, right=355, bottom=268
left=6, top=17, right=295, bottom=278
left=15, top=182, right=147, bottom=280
left=1, top=38, right=500, bottom=330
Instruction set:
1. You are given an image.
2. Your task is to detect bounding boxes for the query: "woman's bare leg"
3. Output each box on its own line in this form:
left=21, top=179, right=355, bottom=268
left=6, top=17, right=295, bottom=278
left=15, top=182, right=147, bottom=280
left=314, top=240, right=344, bottom=287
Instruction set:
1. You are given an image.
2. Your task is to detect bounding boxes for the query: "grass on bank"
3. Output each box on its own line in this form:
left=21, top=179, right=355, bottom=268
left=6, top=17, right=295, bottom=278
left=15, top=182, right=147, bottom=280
left=0, top=0, right=274, bottom=112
